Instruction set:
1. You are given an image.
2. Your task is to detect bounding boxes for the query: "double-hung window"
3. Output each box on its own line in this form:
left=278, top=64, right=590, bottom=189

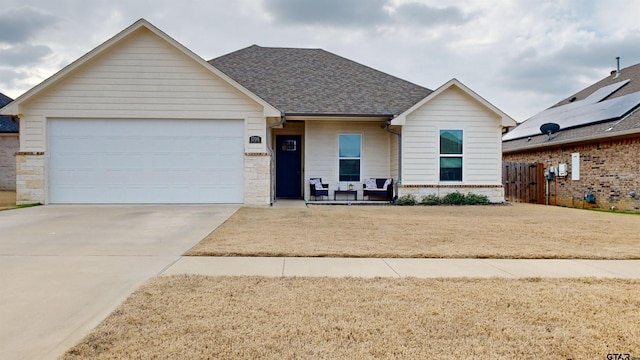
left=439, top=129, right=463, bottom=181
left=338, top=134, right=361, bottom=182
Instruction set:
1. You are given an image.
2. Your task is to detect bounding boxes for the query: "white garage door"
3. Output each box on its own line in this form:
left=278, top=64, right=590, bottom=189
left=48, top=119, right=244, bottom=203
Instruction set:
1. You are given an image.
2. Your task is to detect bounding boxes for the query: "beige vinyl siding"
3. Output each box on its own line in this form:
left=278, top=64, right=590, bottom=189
left=246, top=117, right=266, bottom=153
left=305, top=121, right=390, bottom=199
left=20, top=116, right=45, bottom=152
left=403, top=86, right=502, bottom=185
left=19, top=28, right=265, bottom=152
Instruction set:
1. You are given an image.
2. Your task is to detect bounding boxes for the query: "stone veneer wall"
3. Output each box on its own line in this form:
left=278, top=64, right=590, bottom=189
left=0, top=135, right=18, bottom=190
left=503, top=137, right=640, bottom=212
left=244, top=153, right=271, bottom=206
left=398, top=185, right=505, bottom=203
left=15, top=153, right=45, bottom=205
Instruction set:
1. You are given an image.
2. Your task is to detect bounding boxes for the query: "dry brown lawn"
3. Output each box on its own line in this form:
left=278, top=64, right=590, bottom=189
left=63, top=275, right=640, bottom=359
left=187, top=203, right=640, bottom=259
left=0, top=191, right=16, bottom=210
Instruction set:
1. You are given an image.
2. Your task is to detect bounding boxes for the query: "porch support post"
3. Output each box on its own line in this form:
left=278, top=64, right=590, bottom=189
left=266, top=114, right=286, bottom=205
left=382, top=120, right=401, bottom=198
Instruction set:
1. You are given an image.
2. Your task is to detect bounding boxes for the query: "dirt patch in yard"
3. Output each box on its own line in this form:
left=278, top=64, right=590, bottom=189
left=63, top=275, right=640, bottom=359
left=0, top=191, right=16, bottom=210
left=187, top=203, right=640, bottom=259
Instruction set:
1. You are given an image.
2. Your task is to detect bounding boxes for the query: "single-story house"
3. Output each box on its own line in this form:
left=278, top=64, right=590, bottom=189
left=0, top=19, right=516, bottom=205
left=503, top=61, right=640, bottom=212
left=0, top=92, right=18, bottom=190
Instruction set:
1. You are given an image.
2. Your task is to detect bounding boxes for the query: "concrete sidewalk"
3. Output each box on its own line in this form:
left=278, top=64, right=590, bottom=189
left=163, top=257, right=640, bottom=278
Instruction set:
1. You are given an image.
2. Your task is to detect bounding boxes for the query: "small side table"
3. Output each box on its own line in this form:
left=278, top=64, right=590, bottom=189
left=334, top=190, right=357, bottom=201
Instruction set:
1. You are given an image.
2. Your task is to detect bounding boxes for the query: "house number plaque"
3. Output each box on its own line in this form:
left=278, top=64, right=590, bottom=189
left=249, top=136, right=262, bottom=144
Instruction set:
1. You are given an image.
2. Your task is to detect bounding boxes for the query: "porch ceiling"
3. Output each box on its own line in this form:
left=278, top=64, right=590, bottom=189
left=284, top=114, right=393, bottom=122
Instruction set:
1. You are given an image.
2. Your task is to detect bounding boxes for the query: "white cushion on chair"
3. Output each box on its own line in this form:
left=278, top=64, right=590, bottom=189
left=383, top=178, right=392, bottom=190
left=365, top=178, right=377, bottom=189
left=310, top=179, right=325, bottom=190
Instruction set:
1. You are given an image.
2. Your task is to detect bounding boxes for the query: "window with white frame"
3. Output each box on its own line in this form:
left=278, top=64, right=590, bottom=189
left=439, top=129, right=463, bottom=181
left=338, top=134, right=361, bottom=182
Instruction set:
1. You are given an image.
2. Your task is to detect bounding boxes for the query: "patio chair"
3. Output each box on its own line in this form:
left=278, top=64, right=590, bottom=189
left=363, top=178, right=394, bottom=201
left=309, top=178, right=329, bottom=201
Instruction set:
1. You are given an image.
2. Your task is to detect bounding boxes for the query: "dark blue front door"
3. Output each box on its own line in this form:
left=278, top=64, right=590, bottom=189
left=276, top=135, right=302, bottom=198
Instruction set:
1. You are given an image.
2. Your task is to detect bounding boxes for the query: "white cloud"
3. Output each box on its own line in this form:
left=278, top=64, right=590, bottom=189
left=263, top=0, right=387, bottom=26
left=0, top=6, right=58, bottom=44
left=1, top=0, right=640, bottom=121
left=0, top=44, right=52, bottom=66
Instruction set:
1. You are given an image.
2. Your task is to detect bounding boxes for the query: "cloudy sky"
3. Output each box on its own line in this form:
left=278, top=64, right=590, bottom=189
left=1, top=0, right=639, bottom=121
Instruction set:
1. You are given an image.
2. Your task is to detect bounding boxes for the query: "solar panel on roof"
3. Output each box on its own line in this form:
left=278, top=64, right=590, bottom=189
left=584, top=79, right=629, bottom=103
left=560, top=92, right=640, bottom=129
left=503, top=82, right=640, bottom=141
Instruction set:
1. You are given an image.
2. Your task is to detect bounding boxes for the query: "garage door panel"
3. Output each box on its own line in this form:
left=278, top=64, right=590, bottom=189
left=198, top=185, right=243, bottom=203
left=196, top=169, right=241, bottom=184
left=110, top=137, right=147, bottom=152
left=53, top=169, right=95, bottom=184
left=48, top=119, right=244, bottom=204
left=53, top=185, right=94, bottom=202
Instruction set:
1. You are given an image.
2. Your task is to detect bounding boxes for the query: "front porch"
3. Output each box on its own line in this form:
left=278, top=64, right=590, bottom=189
left=271, top=119, right=398, bottom=203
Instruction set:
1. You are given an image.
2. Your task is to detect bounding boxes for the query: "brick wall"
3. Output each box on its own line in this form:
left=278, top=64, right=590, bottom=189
left=503, top=137, right=640, bottom=212
left=0, top=135, right=18, bottom=190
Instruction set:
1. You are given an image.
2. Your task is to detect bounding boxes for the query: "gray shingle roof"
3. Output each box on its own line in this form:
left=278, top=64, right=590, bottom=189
left=0, top=92, right=18, bottom=133
left=208, top=45, right=432, bottom=116
left=503, top=62, right=640, bottom=153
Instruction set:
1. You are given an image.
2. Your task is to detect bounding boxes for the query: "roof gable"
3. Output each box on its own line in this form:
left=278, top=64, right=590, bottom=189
left=0, top=92, right=17, bottom=133
left=0, top=19, right=280, bottom=117
left=391, top=78, right=516, bottom=127
left=209, top=45, right=432, bottom=117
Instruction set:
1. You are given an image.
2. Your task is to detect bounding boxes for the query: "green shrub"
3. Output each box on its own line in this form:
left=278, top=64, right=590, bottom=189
left=441, top=191, right=491, bottom=205
left=441, top=191, right=467, bottom=205
left=420, top=194, right=441, bottom=205
left=464, top=193, right=490, bottom=205
left=395, top=194, right=417, bottom=206
left=395, top=192, right=490, bottom=206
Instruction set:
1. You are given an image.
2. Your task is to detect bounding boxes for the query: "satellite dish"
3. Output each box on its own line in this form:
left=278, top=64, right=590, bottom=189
left=540, top=123, right=560, bottom=141
left=540, top=123, right=560, bottom=134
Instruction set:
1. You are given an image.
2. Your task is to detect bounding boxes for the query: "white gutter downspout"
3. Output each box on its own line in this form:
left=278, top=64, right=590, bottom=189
left=266, top=114, right=286, bottom=206
left=382, top=120, right=401, bottom=200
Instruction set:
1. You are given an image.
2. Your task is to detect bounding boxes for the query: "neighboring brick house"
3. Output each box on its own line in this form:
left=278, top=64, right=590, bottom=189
left=503, top=62, right=640, bottom=212
left=0, top=92, right=18, bottom=190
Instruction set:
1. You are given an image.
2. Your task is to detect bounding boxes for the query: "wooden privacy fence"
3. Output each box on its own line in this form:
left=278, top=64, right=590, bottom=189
left=502, top=162, right=545, bottom=204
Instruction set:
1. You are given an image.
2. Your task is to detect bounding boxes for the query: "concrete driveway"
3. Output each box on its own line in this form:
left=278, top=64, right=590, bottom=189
left=0, top=204, right=238, bottom=360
